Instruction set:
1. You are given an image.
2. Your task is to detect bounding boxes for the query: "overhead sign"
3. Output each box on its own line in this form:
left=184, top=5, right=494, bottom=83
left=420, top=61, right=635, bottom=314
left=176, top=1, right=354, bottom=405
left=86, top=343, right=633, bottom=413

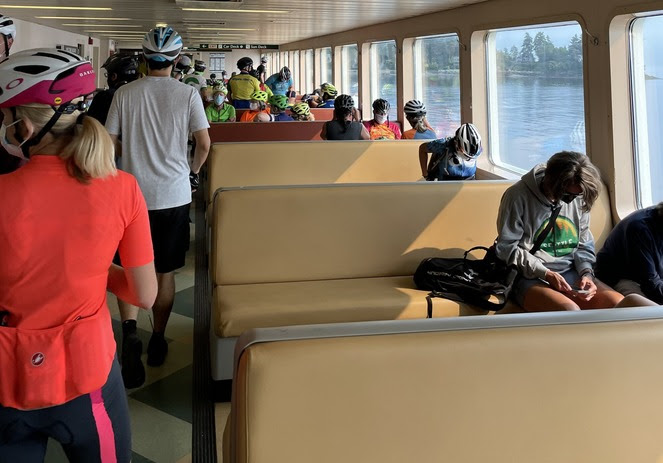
left=194, top=44, right=279, bottom=51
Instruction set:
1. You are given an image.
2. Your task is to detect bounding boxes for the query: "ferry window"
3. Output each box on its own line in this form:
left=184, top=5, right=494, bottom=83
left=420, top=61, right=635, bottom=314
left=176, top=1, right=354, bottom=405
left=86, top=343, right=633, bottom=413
left=291, top=50, right=300, bottom=90
left=340, top=44, right=359, bottom=105
left=319, top=47, right=332, bottom=88
left=413, top=34, right=460, bottom=137
left=630, top=15, right=663, bottom=207
left=305, top=49, right=314, bottom=93
left=369, top=40, right=397, bottom=120
left=486, top=22, right=585, bottom=172
left=281, top=52, right=289, bottom=69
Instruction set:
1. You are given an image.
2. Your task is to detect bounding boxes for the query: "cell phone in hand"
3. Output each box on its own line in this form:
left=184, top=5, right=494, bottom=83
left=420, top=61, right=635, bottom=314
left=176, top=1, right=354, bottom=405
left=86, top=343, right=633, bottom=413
left=573, top=287, right=590, bottom=295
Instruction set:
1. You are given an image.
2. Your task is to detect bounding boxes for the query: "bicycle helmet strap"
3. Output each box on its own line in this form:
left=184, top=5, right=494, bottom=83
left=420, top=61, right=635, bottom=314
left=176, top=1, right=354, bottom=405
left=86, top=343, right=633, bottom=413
left=20, top=103, right=70, bottom=159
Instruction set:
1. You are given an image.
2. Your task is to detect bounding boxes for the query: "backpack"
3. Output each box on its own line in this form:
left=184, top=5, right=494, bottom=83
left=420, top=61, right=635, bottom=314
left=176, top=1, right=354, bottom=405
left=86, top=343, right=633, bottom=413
left=413, top=246, right=518, bottom=312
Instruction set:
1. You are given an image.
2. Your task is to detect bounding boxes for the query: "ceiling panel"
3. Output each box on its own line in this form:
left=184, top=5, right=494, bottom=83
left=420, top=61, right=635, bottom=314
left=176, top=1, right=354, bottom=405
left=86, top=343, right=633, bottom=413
left=0, top=0, right=489, bottom=45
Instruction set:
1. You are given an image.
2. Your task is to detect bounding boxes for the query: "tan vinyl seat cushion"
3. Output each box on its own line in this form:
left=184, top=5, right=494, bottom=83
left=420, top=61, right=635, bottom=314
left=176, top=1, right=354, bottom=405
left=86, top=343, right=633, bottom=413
left=228, top=315, right=663, bottom=463
left=213, top=276, right=491, bottom=337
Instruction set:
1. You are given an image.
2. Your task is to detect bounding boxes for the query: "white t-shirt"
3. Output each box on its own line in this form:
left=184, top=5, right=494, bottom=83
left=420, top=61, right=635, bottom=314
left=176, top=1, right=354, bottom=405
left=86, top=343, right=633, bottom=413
left=106, top=76, right=209, bottom=210
left=183, top=73, right=207, bottom=92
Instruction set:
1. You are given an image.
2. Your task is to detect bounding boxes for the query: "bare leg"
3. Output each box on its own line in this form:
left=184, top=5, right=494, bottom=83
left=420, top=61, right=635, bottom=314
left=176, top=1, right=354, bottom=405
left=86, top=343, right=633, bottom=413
left=152, top=271, right=176, bottom=334
left=147, top=271, right=176, bottom=367
left=615, top=294, right=659, bottom=308
left=117, top=298, right=139, bottom=322
left=576, top=279, right=623, bottom=309
left=522, top=284, right=580, bottom=312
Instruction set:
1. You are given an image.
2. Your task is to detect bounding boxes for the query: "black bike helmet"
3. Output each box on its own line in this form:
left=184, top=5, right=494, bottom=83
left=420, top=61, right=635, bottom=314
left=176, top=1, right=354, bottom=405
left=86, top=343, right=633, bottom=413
left=194, top=59, right=206, bottom=72
left=372, top=98, right=390, bottom=114
left=102, top=54, right=139, bottom=85
left=237, top=56, right=253, bottom=71
left=335, top=94, right=355, bottom=109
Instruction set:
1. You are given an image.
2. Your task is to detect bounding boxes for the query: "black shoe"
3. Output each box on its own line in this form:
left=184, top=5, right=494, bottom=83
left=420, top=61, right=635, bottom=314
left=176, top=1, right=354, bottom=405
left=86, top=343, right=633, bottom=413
left=146, top=333, right=168, bottom=367
left=121, top=332, right=145, bottom=389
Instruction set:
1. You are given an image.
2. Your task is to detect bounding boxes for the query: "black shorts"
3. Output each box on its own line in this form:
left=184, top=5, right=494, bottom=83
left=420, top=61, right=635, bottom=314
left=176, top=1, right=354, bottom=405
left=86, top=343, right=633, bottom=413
left=0, top=358, right=131, bottom=463
left=149, top=203, right=191, bottom=274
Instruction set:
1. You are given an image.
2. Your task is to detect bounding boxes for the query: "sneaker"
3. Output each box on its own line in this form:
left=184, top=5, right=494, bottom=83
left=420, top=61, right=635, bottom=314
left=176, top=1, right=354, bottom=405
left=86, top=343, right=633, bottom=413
left=146, top=333, right=168, bottom=367
left=121, top=332, right=145, bottom=389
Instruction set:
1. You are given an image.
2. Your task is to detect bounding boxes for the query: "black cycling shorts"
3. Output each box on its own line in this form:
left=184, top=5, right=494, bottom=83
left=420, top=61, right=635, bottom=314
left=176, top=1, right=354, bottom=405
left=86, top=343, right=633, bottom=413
left=0, top=358, right=131, bottom=463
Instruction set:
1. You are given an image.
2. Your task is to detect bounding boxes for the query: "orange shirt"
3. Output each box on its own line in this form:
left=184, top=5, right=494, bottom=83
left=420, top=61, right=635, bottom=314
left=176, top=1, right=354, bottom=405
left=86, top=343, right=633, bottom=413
left=0, top=155, right=153, bottom=408
left=239, top=108, right=270, bottom=122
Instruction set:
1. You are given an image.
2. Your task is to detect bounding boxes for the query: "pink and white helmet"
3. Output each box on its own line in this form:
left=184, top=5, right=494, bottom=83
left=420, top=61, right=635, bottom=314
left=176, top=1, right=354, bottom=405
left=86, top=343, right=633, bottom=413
left=0, top=48, right=96, bottom=108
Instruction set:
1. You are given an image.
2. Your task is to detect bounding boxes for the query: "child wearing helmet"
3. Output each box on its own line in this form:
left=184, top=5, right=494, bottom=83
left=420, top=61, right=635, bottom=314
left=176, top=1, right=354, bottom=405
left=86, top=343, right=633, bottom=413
left=290, top=102, right=315, bottom=121
left=206, top=86, right=236, bottom=122
left=321, top=94, right=370, bottom=140
left=239, top=90, right=271, bottom=121
left=402, top=99, right=436, bottom=140
left=269, top=94, right=294, bottom=121
left=265, top=66, right=295, bottom=97
left=0, top=48, right=157, bottom=461
left=228, top=57, right=261, bottom=109
left=316, top=84, right=338, bottom=109
left=363, top=99, right=402, bottom=140
left=418, top=122, right=483, bottom=180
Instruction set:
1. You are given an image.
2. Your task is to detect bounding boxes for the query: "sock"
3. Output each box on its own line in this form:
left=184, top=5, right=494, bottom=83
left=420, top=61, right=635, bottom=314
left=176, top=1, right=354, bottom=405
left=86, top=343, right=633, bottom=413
left=122, top=319, right=137, bottom=335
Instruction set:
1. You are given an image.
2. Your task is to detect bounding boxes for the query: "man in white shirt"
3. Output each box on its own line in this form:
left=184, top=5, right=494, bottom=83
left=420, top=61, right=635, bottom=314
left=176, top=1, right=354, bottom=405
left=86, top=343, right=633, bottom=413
left=106, top=26, right=211, bottom=387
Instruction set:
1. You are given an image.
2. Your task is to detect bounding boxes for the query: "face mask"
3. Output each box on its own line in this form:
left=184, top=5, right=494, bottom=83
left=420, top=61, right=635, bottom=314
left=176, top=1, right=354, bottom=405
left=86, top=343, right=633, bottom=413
left=560, top=192, right=581, bottom=204
left=0, top=119, right=27, bottom=159
left=374, top=114, right=386, bottom=124
left=249, top=102, right=259, bottom=111
left=214, top=95, right=224, bottom=105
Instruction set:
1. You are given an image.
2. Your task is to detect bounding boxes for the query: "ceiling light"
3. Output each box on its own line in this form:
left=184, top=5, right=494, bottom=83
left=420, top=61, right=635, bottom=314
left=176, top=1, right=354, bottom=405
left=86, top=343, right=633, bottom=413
left=156, top=23, right=168, bottom=28
left=37, top=16, right=130, bottom=20
left=0, top=5, right=112, bottom=11
left=181, top=7, right=287, bottom=14
left=188, top=27, right=254, bottom=31
left=63, top=24, right=142, bottom=27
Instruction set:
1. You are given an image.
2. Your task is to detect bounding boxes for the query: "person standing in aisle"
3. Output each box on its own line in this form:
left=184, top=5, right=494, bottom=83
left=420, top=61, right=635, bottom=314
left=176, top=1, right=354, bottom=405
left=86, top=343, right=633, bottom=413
left=106, top=26, right=211, bottom=388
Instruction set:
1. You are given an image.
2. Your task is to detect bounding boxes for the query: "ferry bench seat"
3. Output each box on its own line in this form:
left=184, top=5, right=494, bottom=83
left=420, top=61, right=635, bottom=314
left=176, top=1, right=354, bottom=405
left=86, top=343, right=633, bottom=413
left=209, top=180, right=612, bottom=380
left=222, top=308, right=663, bottom=462
left=208, top=121, right=326, bottom=143
left=235, top=107, right=335, bottom=121
left=206, top=140, right=424, bottom=206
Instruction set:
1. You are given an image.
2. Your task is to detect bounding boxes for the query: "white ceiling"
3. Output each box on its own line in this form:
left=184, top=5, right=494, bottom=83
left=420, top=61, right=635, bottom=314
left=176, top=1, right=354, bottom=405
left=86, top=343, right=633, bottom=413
left=2, top=0, right=488, bottom=46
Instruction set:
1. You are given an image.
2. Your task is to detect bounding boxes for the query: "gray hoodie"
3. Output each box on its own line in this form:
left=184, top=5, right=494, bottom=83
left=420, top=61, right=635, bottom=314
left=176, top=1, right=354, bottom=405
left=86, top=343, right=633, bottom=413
left=495, top=164, right=595, bottom=280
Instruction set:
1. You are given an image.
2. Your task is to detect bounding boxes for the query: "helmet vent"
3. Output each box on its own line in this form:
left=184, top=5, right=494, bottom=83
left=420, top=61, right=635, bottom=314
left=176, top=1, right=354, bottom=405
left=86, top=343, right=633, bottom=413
left=34, top=52, right=69, bottom=63
left=14, top=65, right=50, bottom=75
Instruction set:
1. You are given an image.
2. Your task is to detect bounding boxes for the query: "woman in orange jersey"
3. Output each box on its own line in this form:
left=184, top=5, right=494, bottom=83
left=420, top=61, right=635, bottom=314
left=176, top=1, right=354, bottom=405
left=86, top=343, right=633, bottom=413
left=0, top=49, right=157, bottom=462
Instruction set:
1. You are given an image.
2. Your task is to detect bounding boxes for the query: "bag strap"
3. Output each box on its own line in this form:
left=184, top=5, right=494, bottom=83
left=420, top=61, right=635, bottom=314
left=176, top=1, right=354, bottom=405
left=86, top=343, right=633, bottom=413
left=530, top=205, right=561, bottom=255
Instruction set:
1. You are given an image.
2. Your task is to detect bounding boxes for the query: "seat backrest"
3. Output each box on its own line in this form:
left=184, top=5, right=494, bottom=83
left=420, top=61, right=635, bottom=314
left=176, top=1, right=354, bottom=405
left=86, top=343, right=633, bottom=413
left=211, top=181, right=613, bottom=286
left=207, top=140, right=422, bottom=204
left=235, top=107, right=335, bottom=121
left=228, top=308, right=663, bottom=463
left=208, top=121, right=326, bottom=143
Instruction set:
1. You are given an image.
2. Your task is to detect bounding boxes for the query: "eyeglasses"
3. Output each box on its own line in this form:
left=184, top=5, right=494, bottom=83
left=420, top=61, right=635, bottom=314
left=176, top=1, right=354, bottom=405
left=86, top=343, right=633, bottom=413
left=560, top=190, right=583, bottom=204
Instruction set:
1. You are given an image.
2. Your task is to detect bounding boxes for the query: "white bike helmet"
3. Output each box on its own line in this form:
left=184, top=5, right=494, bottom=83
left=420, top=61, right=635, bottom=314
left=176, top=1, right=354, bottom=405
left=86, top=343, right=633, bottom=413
left=455, top=123, right=482, bottom=159
left=404, top=100, right=426, bottom=117
left=142, top=26, right=182, bottom=62
left=0, top=48, right=96, bottom=157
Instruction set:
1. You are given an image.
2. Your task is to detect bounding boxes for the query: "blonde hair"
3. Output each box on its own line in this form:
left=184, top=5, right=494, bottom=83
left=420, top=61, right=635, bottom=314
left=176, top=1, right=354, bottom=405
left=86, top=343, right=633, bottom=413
left=16, top=103, right=116, bottom=183
left=407, top=114, right=429, bottom=133
left=544, top=151, right=601, bottom=212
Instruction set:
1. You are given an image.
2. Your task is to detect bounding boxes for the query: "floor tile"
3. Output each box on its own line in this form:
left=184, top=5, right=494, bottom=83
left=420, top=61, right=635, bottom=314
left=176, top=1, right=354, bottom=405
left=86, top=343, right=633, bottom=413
left=129, top=339, right=194, bottom=391
left=172, top=286, right=195, bottom=318
left=127, top=398, right=192, bottom=463
left=215, top=402, right=231, bottom=463
left=130, top=365, right=193, bottom=424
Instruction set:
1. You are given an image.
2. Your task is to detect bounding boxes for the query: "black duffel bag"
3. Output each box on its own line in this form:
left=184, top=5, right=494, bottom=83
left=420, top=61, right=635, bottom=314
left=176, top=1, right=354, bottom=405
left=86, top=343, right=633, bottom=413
left=414, top=246, right=518, bottom=312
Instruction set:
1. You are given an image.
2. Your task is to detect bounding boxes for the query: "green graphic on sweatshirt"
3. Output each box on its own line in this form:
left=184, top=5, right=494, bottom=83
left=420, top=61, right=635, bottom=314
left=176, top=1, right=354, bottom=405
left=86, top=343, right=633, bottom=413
left=534, top=215, right=578, bottom=257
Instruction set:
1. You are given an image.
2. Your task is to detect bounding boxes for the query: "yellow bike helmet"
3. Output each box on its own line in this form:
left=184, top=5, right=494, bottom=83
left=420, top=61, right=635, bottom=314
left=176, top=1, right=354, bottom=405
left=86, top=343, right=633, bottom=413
left=291, top=102, right=311, bottom=116
left=321, top=84, right=338, bottom=97
left=250, top=90, right=269, bottom=102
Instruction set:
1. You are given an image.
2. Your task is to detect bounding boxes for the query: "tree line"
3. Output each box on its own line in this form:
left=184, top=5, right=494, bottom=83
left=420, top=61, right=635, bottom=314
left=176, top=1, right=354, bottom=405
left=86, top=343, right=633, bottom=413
left=497, top=32, right=583, bottom=77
